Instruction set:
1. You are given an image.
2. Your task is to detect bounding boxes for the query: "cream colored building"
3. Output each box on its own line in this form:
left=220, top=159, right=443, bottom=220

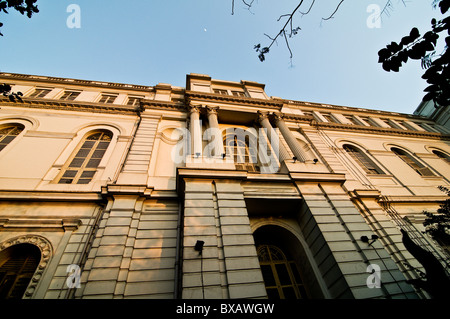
left=0, top=72, right=449, bottom=300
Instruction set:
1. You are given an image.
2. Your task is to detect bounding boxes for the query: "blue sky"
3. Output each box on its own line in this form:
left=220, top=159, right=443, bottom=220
left=0, top=1, right=444, bottom=114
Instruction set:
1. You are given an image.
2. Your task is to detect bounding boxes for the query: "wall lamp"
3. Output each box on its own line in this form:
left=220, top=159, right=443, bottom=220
left=194, top=240, right=205, bottom=255
left=361, top=235, right=379, bottom=246
left=293, top=156, right=297, bottom=163
left=313, top=158, right=318, bottom=164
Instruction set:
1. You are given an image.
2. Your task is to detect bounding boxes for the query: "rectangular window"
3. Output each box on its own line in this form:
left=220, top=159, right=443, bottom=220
left=60, top=91, right=81, bottom=101
left=213, top=89, right=228, bottom=95
left=358, top=117, right=372, bottom=126
left=98, top=94, right=118, bottom=104
left=29, top=88, right=51, bottom=98
left=344, top=115, right=359, bottom=125
left=322, top=113, right=338, bottom=123
left=231, top=91, right=246, bottom=97
left=378, top=118, right=396, bottom=128
left=127, top=96, right=143, bottom=106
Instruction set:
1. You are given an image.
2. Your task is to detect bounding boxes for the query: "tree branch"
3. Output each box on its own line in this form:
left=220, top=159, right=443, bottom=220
left=322, top=0, right=345, bottom=21
left=299, top=0, right=316, bottom=16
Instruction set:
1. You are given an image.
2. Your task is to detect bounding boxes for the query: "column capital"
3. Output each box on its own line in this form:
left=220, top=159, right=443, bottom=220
left=206, top=106, right=219, bottom=115
left=257, top=111, right=270, bottom=123
left=273, top=112, right=285, bottom=123
left=188, top=105, right=202, bottom=114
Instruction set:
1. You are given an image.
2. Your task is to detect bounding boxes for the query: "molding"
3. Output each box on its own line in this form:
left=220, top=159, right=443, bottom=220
left=0, top=190, right=103, bottom=202
left=0, top=97, right=141, bottom=116
left=309, top=121, right=450, bottom=140
left=140, top=100, right=186, bottom=111
left=350, top=189, right=381, bottom=199
left=0, top=234, right=53, bottom=299
left=24, top=131, right=76, bottom=139
left=0, top=217, right=81, bottom=231
left=290, top=172, right=346, bottom=184
left=0, top=72, right=153, bottom=92
left=177, top=167, right=249, bottom=180
left=377, top=195, right=448, bottom=204
left=280, top=99, right=418, bottom=119
left=101, top=184, right=153, bottom=198
left=185, top=90, right=283, bottom=110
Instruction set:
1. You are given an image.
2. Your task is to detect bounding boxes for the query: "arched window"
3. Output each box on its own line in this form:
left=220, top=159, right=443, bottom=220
left=223, top=129, right=258, bottom=171
left=225, top=135, right=254, bottom=164
left=57, top=130, right=113, bottom=184
left=0, top=244, right=41, bottom=299
left=343, top=144, right=384, bottom=174
left=0, top=124, right=24, bottom=152
left=391, top=147, right=434, bottom=176
left=257, top=244, right=308, bottom=299
left=433, top=150, right=450, bottom=164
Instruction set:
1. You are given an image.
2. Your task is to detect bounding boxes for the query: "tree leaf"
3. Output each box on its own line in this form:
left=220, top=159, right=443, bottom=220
left=410, top=27, right=420, bottom=40
left=382, top=61, right=391, bottom=72
left=378, top=48, right=391, bottom=62
left=440, top=0, right=450, bottom=14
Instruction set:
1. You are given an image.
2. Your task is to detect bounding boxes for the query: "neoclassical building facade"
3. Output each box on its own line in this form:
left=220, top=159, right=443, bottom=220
left=0, top=72, right=449, bottom=299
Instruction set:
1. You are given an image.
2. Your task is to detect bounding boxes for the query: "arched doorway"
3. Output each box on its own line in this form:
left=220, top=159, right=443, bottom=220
left=0, top=244, right=41, bottom=299
left=254, top=225, right=324, bottom=299
left=257, top=244, right=308, bottom=299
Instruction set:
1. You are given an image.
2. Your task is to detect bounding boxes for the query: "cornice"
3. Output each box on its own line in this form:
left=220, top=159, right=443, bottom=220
left=101, top=184, right=153, bottom=198
left=140, top=99, right=186, bottom=111
left=308, top=121, right=450, bottom=140
left=281, top=113, right=315, bottom=122
left=0, top=217, right=82, bottom=231
left=0, top=72, right=153, bottom=93
left=0, top=190, right=104, bottom=202
left=0, top=96, right=140, bottom=115
left=279, top=98, right=417, bottom=119
left=185, top=90, right=283, bottom=110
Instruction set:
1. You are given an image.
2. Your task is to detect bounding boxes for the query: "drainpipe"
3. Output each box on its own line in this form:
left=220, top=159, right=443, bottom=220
left=174, top=201, right=184, bottom=299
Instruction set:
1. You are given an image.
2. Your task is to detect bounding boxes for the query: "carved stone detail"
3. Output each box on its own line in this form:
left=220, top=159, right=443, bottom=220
left=0, top=235, right=53, bottom=299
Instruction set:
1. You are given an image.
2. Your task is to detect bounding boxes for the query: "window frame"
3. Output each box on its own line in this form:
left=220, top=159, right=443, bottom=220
left=56, top=130, right=113, bottom=185
left=432, top=150, right=450, bottom=164
left=126, top=96, right=143, bottom=106
left=343, top=144, right=385, bottom=175
left=0, top=124, right=25, bottom=153
left=231, top=91, right=246, bottom=97
left=257, top=244, right=308, bottom=299
left=213, top=89, right=228, bottom=95
left=28, top=88, right=52, bottom=98
left=98, top=93, right=118, bottom=104
left=391, top=147, right=435, bottom=177
left=0, top=244, right=41, bottom=299
left=60, top=90, right=81, bottom=101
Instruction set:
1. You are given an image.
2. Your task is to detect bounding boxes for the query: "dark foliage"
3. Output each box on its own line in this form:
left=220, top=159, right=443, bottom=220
left=401, top=229, right=450, bottom=299
left=0, top=0, right=39, bottom=36
left=0, top=83, right=23, bottom=102
left=423, top=186, right=450, bottom=253
left=378, top=0, right=450, bottom=107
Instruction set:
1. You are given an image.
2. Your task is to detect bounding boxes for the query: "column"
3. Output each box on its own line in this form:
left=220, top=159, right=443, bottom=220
left=206, top=106, right=225, bottom=157
left=257, top=111, right=290, bottom=163
left=189, top=106, right=203, bottom=157
left=274, top=113, right=308, bottom=162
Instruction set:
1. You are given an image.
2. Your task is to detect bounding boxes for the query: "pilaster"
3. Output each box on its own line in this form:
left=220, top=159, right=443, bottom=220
left=295, top=179, right=416, bottom=298
left=180, top=176, right=266, bottom=299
